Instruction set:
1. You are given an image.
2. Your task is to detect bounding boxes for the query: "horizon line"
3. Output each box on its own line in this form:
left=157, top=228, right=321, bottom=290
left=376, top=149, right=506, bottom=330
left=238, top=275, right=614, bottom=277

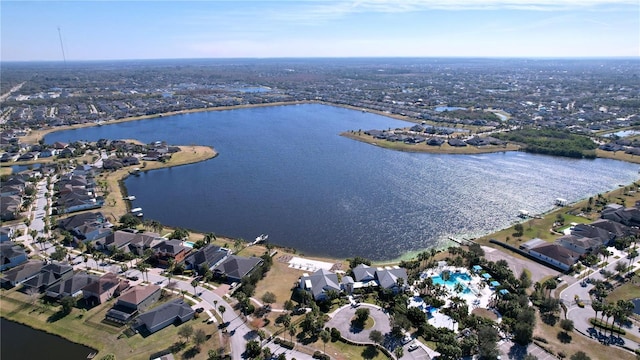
left=2, top=55, right=640, bottom=63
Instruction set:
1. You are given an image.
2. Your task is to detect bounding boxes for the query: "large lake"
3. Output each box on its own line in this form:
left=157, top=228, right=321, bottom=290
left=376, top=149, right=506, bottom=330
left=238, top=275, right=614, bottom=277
left=45, top=104, right=639, bottom=261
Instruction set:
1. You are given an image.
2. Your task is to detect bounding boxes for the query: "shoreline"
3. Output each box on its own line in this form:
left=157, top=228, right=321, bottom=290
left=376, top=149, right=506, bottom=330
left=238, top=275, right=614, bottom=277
left=13, top=100, right=640, bottom=262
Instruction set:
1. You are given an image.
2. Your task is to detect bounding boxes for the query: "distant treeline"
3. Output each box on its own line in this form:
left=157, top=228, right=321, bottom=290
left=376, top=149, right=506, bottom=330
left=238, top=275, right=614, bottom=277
left=494, top=128, right=597, bottom=158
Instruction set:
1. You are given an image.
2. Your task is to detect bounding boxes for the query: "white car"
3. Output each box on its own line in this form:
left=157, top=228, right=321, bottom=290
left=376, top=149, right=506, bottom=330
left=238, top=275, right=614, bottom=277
left=408, top=342, right=419, bottom=351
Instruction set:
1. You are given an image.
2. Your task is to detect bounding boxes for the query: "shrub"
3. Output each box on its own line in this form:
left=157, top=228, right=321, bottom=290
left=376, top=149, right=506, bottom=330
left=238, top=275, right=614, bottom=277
left=589, top=318, right=626, bottom=335
left=274, top=338, right=295, bottom=350
left=312, top=351, right=330, bottom=360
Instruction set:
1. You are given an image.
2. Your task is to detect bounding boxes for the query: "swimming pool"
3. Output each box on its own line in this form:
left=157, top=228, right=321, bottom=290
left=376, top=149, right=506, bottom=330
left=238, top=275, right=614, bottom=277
left=183, top=241, right=195, bottom=248
left=431, top=272, right=472, bottom=294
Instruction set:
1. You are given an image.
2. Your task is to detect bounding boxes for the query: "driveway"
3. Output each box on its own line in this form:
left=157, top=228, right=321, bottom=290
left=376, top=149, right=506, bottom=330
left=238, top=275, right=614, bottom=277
left=326, top=304, right=391, bottom=344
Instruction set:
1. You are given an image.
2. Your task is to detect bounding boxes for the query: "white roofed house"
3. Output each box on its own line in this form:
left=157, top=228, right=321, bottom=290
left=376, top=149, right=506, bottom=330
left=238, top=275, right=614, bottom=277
left=299, top=269, right=341, bottom=301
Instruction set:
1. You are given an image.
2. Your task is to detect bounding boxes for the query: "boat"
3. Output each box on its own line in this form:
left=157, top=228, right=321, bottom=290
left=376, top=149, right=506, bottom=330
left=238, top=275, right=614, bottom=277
left=518, top=210, right=529, bottom=218
left=555, top=198, right=568, bottom=206
left=123, top=195, right=136, bottom=201
left=136, top=212, right=143, bottom=217
left=252, top=234, right=268, bottom=245
left=131, top=207, right=142, bottom=213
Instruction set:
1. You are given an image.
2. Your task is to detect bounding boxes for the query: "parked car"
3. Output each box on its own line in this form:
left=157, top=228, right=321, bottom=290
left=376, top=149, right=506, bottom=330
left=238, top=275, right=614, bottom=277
left=408, top=342, right=419, bottom=351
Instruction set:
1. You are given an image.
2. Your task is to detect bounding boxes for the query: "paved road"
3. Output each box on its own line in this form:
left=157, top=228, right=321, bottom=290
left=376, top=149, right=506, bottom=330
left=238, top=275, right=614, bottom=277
left=560, top=251, right=640, bottom=355
left=326, top=304, right=392, bottom=344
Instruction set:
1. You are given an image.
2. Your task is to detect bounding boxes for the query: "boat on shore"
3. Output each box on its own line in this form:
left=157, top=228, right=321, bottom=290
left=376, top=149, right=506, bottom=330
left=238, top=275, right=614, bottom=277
left=123, top=195, right=136, bottom=201
left=252, top=234, right=268, bottom=245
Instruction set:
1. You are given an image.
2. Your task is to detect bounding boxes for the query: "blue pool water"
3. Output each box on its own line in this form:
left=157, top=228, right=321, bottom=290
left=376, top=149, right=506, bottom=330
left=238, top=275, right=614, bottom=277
left=431, top=272, right=472, bottom=294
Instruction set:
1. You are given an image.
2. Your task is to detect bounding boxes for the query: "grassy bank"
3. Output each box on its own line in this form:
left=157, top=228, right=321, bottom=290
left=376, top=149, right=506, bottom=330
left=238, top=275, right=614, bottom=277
left=0, top=289, right=224, bottom=360
left=93, top=145, right=216, bottom=223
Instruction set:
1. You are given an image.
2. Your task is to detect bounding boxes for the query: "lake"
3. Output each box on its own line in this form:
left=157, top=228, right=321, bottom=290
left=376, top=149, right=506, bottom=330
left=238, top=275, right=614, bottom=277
left=1, top=318, right=96, bottom=359
left=45, top=104, right=640, bottom=261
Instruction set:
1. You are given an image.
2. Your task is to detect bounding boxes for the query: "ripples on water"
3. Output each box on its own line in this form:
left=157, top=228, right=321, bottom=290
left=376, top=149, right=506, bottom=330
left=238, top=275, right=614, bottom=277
left=45, top=104, right=639, bottom=260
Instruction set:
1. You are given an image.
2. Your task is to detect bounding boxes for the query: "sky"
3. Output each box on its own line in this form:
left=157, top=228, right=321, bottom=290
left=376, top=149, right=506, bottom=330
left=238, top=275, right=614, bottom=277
left=1, top=0, right=639, bottom=61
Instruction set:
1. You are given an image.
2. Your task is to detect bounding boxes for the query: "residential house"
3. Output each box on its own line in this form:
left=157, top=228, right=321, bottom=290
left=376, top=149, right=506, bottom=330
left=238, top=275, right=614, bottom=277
left=21, top=262, right=74, bottom=293
left=352, top=264, right=376, bottom=282
left=99, top=230, right=163, bottom=256
left=82, top=272, right=129, bottom=306
left=590, top=219, right=636, bottom=238
left=556, top=234, right=601, bottom=255
left=45, top=273, right=99, bottom=299
left=375, top=266, right=409, bottom=291
left=133, top=298, right=194, bottom=334
left=106, top=285, right=162, bottom=324
left=0, top=226, right=15, bottom=243
left=184, top=244, right=229, bottom=272
left=152, top=239, right=191, bottom=266
left=0, top=261, right=45, bottom=287
left=601, top=205, right=640, bottom=227
left=0, top=195, right=22, bottom=221
left=213, top=255, right=263, bottom=283
left=570, top=223, right=615, bottom=246
left=525, top=242, right=580, bottom=271
left=299, top=268, right=341, bottom=301
left=0, top=242, right=28, bottom=271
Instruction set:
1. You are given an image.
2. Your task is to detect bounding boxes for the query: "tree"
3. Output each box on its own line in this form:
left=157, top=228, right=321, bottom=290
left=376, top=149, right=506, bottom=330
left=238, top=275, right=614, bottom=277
left=560, top=319, right=574, bottom=333
left=178, top=324, right=194, bottom=343
left=368, top=329, right=383, bottom=345
left=477, top=325, right=500, bottom=360
left=394, top=346, right=404, bottom=359
left=204, top=232, right=217, bottom=244
left=519, top=270, right=532, bottom=289
left=261, top=291, right=276, bottom=307
left=170, top=228, right=189, bottom=240
left=194, top=329, right=207, bottom=349
left=319, top=329, right=331, bottom=354
left=119, top=213, right=141, bottom=228
left=513, top=223, right=524, bottom=237
left=244, top=340, right=261, bottom=358
left=136, top=262, right=150, bottom=282
left=191, top=279, right=199, bottom=296
left=218, top=305, right=226, bottom=320
left=570, top=351, right=591, bottom=360
left=355, top=307, right=370, bottom=324
left=288, top=324, right=296, bottom=342
left=60, top=296, right=76, bottom=315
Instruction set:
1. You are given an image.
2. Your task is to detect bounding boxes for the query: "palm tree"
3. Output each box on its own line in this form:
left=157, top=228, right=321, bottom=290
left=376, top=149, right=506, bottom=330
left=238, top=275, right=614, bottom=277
left=591, top=300, right=603, bottom=323
left=204, top=232, right=216, bottom=244
left=288, top=324, right=296, bottom=343
left=137, top=262, right=150, bottom=282
left=218, top=305, right=226, bottom=321
left=628, top=248, right=638, bottom=269
left=191, top=279, right=199, bottom=296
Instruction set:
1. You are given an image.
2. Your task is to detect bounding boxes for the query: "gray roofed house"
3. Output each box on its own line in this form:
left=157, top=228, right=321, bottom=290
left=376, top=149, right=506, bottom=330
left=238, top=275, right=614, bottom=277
left=0, top=241, right=28, bottom=271
left=184, top=244, right=229, bottom=271
left=0, top=195, right=22, bottom=221
left=570, top=223, right=615, bottom=246
left=352, top=264, right=376, bottom=282
left=45, top=273, right=99, bottom=299
left=375, top=266, right=408, bottom=290
left=134, top=298, right=195, bottom=334
left=590, top=219, right=636, bottom=238
left=601, top=206, right=640, bottom=227
left=556, top=234, right=601, bottom=254
left=299, top=268, right=341, bottom=301
left=21, top=262, right=74, bottom=293
left=341, top=275, right=355, bottom=294
left=213, top=255, right=263, bottom=283
left=1, top=261, right=45, bottom=287
left=57, top=212, right=107, bottom=232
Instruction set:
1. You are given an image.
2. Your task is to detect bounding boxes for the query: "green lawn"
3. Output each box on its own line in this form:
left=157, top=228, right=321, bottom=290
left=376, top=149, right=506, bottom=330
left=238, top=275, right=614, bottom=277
left=0, top=288, right=224, bottom=360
